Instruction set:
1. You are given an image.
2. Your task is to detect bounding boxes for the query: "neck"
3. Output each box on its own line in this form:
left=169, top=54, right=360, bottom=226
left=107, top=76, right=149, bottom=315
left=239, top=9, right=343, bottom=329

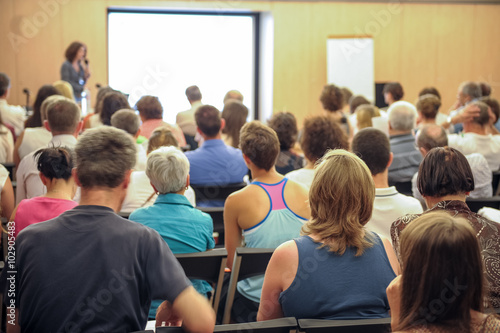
left=51, top=132, right=76, bottom=138
left=464, top=123, right=487, bottom=135
left=304, top=159, right=316, bottom=169
left=421, top=118, right=436, bottom=125
left=251, top=167, right=282, bottom=183
left=78, top=187, right=125, bottom=212
left=424, top=194, right=466, bottom=209
left=372, top=171, right=389, bottom=188
left=389, top=129, right=412, bottom=137
left=44, top=179, right=75, bottom=200
left=202, top=132, right=222, bottom=141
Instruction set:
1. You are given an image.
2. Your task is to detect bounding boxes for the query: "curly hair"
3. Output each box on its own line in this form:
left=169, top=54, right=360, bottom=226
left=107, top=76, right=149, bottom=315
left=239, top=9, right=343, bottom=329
left=383, top=82, right=404, bottom=101
left=320, top=84, right=344, bottom=112
left=300, top=115, right=349, bottom=163
left=135, top=95, right=163, bottom=120
left=267, top=112, right=298, bottom=150
left=64, top=41, right=85, bottom=62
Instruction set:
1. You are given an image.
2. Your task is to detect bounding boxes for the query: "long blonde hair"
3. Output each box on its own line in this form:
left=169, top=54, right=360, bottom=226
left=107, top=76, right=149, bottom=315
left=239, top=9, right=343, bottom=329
left=303, top=149, right=375, bottom=256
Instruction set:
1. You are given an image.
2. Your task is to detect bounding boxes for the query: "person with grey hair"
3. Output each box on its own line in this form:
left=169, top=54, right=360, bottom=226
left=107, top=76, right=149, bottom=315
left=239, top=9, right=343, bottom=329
left=448, top=101, right=500, bottom=171
left=223, top=90, right=244, bottom=104
left=442, top=81, right=483, bottom=133
left=111, top=109, right=147, bottom=171
left=129, top=146, right=215, bottom=321
left=0, top=72, right=26, bottom=137
left=387, top=101, right=421, bottom=184
left=8, top=127, right=215, bottom=332
left=412, top=124, right=492, bottom=208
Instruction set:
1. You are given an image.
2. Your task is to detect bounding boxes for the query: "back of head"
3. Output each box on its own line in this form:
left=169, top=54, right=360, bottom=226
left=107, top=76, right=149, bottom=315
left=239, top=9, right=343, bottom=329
left=417, top=147, right=474, bottom=198
left=320, top=84, right=344, bottom=112
left=34, top=85, right=61, bottom=115
left=418, top=86, right=441, bottom=100
left=195, top=105, right=221, bottom=138
left=349, top=95, right=371, bottom=114
left=147, top=127, right=179, bottom=154
left=221, top=100, right=248, bottom=148
left=481, top=97, right=500, bottom=123
left=52, top=80, right=75, bottom=100
left=95, top=86, right=115, bottom=114
left=47, top=99, right=81, bottom=133
left=110, top=109, right=140, bottom=136
left=416, top=94, right=441, bottom=120
left=223, top=90, right=244, bottom=104
left=416, top=124, right=448, bottom=152
left=185, top=85, right=202, bottom=102
left=352, top=128, right=390, bottom=176
left=383, top=82, right=404, bottom=101
left=100, top=92, right=130, bottom=126
left=135, top=95, right=163, bottom=120
left=469, top=101, right=490, bottom=126
left=305, top=149, right=375, bottom=256
left=355, top=105, right=381, bottom=130
left=479, top=82, right=491, bottom=97
left=75, top=127, right=137, bottom=188
left=460, top=81, right=482, bottom=100
left=340, top=87, right=353, bottom=106
left=146, top=146, right=189, bottom=194
left=267, top=112, right=298, bottom=150
left=240, top=121, right=279, bottom=171
left=388, top=101, right=417, bottom=132
left=34, top=146, right=74, bottom=181
left=300, top=115, right=349, bottom=163
left=0, top=73, right=10, bottom=97
left=41, top=95, right=67, bottom=123
left=65, top=41, right=84, bottom=62
left=397, top=211, right=483, bottom=331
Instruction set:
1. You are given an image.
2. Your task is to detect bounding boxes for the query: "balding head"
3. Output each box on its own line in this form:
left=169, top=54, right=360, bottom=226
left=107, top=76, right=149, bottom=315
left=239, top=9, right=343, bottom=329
left=223, top=90, right=244, bottom=104
left=388, top=101, right=417, bottom=132
left=416, top=124, right=448, bottom=155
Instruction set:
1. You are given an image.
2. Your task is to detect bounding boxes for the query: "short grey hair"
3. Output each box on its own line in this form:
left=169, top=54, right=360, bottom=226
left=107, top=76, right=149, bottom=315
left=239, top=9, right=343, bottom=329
left=388, top=101, right=417, bottom=132
left=75, top=127, right=137, bottom=188
left=460, top=81, right=482, bottom=100
left=146, top=146, right=190, bottom=194
left=110, top=109, right=140, bottom=136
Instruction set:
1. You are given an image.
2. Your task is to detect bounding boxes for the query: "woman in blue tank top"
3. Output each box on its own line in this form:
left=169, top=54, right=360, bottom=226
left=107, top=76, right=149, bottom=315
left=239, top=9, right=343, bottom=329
left=257, top=149, right=401, bottom=321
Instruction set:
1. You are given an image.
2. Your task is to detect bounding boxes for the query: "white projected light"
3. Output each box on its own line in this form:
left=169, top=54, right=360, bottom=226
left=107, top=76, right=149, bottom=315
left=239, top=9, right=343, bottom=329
left=108, top=11, right=256, bottom=123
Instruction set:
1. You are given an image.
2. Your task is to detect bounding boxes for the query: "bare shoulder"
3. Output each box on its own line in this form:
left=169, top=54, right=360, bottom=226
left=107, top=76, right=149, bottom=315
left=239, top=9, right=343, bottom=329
left=270, top=240, right=299, bottom=268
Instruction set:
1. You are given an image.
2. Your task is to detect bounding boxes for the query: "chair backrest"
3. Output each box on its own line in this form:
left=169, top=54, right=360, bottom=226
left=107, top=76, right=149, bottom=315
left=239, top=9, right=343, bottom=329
left=222, top=247, right=275, bottom=324
left=298, top=317, right=391, bottom=333
left=156, top=317, right=297, bottom=333
left=466, top=196, right=500, bottom=213
left=196, top=207, right=224, bottom=245
left=175, top=248, right=228, bottom=318
left=191, top=182, right=246, bottom=206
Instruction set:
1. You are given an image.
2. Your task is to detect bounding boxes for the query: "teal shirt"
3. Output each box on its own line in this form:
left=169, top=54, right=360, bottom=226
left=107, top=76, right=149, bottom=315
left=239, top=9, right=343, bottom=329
left=130, top=193, right=215, bottom=318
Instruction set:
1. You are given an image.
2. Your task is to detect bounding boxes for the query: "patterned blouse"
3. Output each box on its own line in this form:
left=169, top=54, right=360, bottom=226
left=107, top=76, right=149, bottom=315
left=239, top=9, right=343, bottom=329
left=391, top=200, right=500, bottom=308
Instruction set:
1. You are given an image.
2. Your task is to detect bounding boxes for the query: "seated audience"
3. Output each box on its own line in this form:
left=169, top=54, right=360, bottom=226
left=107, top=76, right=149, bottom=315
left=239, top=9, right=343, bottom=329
left=224, top=121, right=310, bottom=322
left=391, top=146, right=500, bottom=308
left=352, top=128, right=422, bottom=240
left=387, top=101, right=421, bottom=184
left=0, top=72, right=26, bottom=137
left=481, top=96, right=500, bottom=135
left=221, top=100, right=248, bottom=148
left=52, top=80, right=75, bottom=100
left=177, top=85, right=203, bottom=149
left=16, top=98, right=82, bottom=204
left=418, top=86, right=447, bottom=127
left=383, top=82, right=404, bottom=108
left=355, top=104, right=381, bottom=132
left=121, top=127, right=195, bottom=213
left=99, top=91, right=130, bottom=126
left=443, top=81, right=483, bottom=132
left=24, top=85, right=61, bottom=128
left=6, top=126, right=215, bottom=332
left=257, top=149, right=399, bottom=321
left=320, top=84, right=353, bottom=138
left=448, top=101, right=500, bottom=171
left=348, top=94, right=372, bottom=131
left=413, top=124, right=492, bottom=208
left=387, top=211, right=500, bottom=332
left=136, top=95, right=186, bottom=146
left=14, top=95, right=65, bottom=166
left=286, top=116, right=348, bottom=189
left=268, top=112, right=304, bottom=175
left=223, top=90, right=244, bottom=104
left=415, top=93, right=441, bottom=128
left=83, top=85, right=114, bottom=130
left=185, top=105, right=248, bottom=185
left=110, top=109, right=147, bottom=171
left=11, top=147, right=77, bottom=237
left=0, top=113, right=14, bottom=164
left=129, top=146, right=214, bottom=320
left=0, top=164, right=14, bottom=220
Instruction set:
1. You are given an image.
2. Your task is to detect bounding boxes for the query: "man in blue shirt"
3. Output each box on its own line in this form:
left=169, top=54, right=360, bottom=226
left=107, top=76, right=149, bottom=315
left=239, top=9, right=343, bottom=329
left=185, top=105, right=248, bottom=185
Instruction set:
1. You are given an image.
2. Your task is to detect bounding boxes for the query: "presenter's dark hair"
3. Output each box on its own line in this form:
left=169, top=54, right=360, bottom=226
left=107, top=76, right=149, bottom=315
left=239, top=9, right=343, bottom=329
left=34, top=146, right=74, bottom=180
left=65, top=41, right=85, bottom=62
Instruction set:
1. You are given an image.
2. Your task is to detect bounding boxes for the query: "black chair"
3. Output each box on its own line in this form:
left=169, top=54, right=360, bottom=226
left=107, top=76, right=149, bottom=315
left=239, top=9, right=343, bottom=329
left=298, top=317, right=391, bottom=333
left=196, top=207, right=224, bottom=246
left=493, top=170, right=500, bottom=196
left=156, top=317, right=297, bottom=333
left=191, top=183, right=246, bottom=207
left=466, top=196, right=500, bottom=213
left=393, top=181, right=412, bottom=197
left=130, top=330, right=154, bottom=333
left=222, top=248, right=275, bottom=324
left=175, top=248, right=228, bottom=318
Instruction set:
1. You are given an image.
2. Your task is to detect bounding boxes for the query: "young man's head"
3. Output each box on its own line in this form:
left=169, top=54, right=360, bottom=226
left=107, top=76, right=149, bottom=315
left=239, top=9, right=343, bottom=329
left=185, top=85, right=202, bottom=104
left=46, top=99, right=81, bottom=135
left=351, top=128, right=391, bottom=177
left=135, top=95, right=163, bottom=121
left=239, top=121, right=279, bottom=171
left=110, top=109, right=141, bottom=137
left=195, top=105, right=223, bottom=139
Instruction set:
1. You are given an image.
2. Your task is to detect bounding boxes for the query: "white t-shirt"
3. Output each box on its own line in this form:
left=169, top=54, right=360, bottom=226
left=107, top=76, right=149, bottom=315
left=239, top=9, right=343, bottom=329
left=18, top=127, right=52, bottom=162
left=285, top=168, right=315, bottom=190
left=448, top=132, right=500, bottom=171
left=0, top=125, right=14, bottom=163
left=0, top=99, right=25, bottom=136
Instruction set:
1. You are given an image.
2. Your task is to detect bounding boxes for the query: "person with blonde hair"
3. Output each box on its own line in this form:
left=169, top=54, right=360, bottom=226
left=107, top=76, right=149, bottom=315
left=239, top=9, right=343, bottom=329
left=355, top=104, right=381, bottom=132
left=387, top=211, right=500, bottom=332
left=257, top=149, right=399, bottom=321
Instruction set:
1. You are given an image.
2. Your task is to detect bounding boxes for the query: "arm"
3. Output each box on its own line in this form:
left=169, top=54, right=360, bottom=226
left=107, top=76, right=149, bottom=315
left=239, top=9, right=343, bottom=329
left=257, top=241, right=298, bottom=321
left=1, top=177, right=15, bottom=220
left=441, top=104, right=480, bottom=129
left=382, top=238, right=401, bottom=276
left=386, top=275, right=402, bottom=330
left=224, top=194, right=243, bottom=269
left=13, top=130, right=24, bottom=167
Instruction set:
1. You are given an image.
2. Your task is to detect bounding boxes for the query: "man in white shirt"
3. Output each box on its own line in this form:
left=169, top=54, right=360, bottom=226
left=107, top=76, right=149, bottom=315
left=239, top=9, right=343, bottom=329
left=352, top=127, right=423, bottom=240
left=448, top=101, right=500, bottom=171
left=16, top=98, right=82, bottom=204
left=0, top=72, right=26, bottom=137
left=176, top=85, right=203, bottom=137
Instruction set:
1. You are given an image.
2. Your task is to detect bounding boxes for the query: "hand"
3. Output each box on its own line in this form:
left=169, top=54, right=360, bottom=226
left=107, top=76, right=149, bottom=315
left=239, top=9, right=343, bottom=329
left=386, top=275, right=402, bottom=330
left=451, top=104, right=481, bottom=125
left=156, top=301, right=182, bottom=328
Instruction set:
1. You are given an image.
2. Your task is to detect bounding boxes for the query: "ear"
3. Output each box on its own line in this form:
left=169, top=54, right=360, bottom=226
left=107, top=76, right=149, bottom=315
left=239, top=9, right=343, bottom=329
left=386, top=152, right=394, bottom=168
left=39, top=172, right=48, bottom=186
left=122, top=169, right=132, bottom=190
left=72, top=168, right=82, bottom=187
left=196, top=127, right=203, bottom=135
left=242, top=153, right=252, bottom=167
left=186, top=174, right=190, bottom=188
left=44, top=120, right=51, bottom=132
left=220, top=118, right=226, bottom=131
left=74, top=120, right=84, bottom=136
left=419, top=147, right=427, bottom=157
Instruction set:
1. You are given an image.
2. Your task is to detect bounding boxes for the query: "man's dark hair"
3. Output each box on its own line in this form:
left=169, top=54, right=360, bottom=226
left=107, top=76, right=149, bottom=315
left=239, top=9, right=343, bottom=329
left=195, top=105, right=221, bottom=138
left=268, top=112, right=298, bottom=150
left=351, top=128, right=390, bottom=176
left=417, top=147, right=474, bottom=198
left=320, top=84, right=344, bottom=112
left=47, top=99, right=81, bottom=133
left=0, top=73, right=10, bottom=97
left=383, top=82, right=404, bottom=101
left=185, top=85, right=202, bottom=102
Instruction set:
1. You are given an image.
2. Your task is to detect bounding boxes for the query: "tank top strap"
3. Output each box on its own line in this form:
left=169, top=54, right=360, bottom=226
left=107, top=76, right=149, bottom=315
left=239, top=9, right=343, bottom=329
left=251, top=178, right=287, bottom=211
